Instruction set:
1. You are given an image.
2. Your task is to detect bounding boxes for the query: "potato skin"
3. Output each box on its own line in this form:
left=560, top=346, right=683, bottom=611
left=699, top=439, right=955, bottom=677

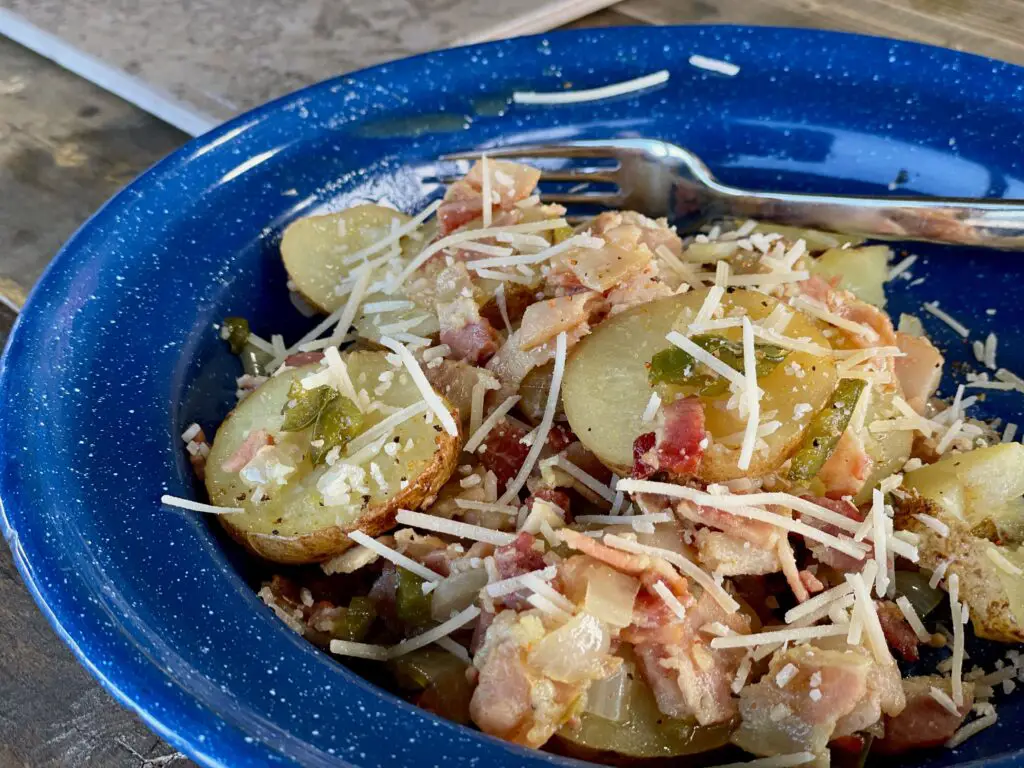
left=206, top=353, right=462, bottom=564
left=217, top=421, right=460, bottom=564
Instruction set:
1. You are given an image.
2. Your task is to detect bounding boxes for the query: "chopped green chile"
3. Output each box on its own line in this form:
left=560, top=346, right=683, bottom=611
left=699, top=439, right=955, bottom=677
left=222, top=316, right=251, bottom=355
left=331, top=597, right=377, bottom=642
left=311, top=395, right=363, bottom=464
left=396, top=568, right=433, bottom=628
left=788, top=378, right=867, bottom=482
left=240, top=344, right=272, bottom=377
left=387, top=648, right=473, bottom=724
left=894, top=570, right=944, bottom=619
left=281, top=383, right=338, bottom=432
left=647, top=335, right=787, bottom=396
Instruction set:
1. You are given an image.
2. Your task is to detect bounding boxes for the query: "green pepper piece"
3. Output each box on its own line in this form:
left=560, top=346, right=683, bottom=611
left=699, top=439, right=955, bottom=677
left=311, top=395, right=363, bottom=465
left=331, top=596, right=377, bottom=641
left=787, top=378, right=867, bottom=482
left=240, top=343, right=272, bottom=377
left=648, top=335, right=787, bottom=393
left=281, top=382, right=338, bottom=432
left=222, top=316, right=250, bottom=355
left=395, top=568, right=433, bottom=629
left=387, top=647, right=473, bottom=724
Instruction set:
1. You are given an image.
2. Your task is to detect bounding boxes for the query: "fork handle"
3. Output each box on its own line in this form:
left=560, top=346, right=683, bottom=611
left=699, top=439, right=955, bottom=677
left=697, top=186, right=1024, bottom=249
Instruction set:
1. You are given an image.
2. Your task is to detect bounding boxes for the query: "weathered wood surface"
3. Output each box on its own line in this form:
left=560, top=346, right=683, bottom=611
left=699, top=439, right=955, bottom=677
left=617, top=0, right=1024, bottom=66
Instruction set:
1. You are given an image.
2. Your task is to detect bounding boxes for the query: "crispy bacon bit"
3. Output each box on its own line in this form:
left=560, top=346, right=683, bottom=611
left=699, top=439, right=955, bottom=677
left=220, top=429, right=273, bottom=472
left=876, top=600, right=921, bottom=662
left=494, top=533, right=546, bottom=582
left=895, top=331, right=944, bottom=415
left=546, top=424, right=576, bottom=454
left=284, top=351, right=325, bottom=367
left=477, top=420, right=531, bottom=492
left=470, top=608, right=496, bottom=655
left=678, top=501, right=780, bottom=548
left=632, top=432, right=658, bottom=479
left=589, top=210, right=684, bottom=258
left=441, top=319, right=501, bottom=365
left=798, top=276, right=897, bottom=348
left=655, top=397, right=706, bottom=476
left=875, top=676, right=973, bottom=754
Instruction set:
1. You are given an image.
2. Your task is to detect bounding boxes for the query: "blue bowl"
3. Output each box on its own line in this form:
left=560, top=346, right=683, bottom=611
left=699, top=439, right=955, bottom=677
left=2, top=24, right=1024, bottom=768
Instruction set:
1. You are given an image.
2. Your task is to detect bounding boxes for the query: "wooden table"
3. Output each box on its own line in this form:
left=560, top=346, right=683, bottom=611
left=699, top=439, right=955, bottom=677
left=0, top=2, right=1019, bottom=764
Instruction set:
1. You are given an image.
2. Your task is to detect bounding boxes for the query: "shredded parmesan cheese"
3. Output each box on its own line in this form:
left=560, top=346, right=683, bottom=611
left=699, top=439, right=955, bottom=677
left=599, top=533, right=740, bottom=613
left=642, top=392, right=662, bottom=423
left=379, top=337, right=458, bottom=437
left=328, top=639, right=391, bottom=661
left=895, top=595, right=932, bottom=642
left=512, top=69, right=669, bottom=104
left=160, top=495, right=243, bottom=515
left=914, top=512, right=950, bottom=538
left=923, top=302, right=970, bottom=337
left=738, top=316, right=760, bottom=471
left=499, top=332, right=567, bottom=504
left=347, top=530, right=442, bottom=582
left=710, top=624, right=848, bottom=649
left=929, top=686, right=961, bottom=716
left=396, top=509, right=515, bottom=546
left=389, top=605, right=481, bottom=659
left=464, top=395, right=521, bottom=454
left=688, top=55, right=741, bottom=77
left=652, top=580, right=687, bottom=620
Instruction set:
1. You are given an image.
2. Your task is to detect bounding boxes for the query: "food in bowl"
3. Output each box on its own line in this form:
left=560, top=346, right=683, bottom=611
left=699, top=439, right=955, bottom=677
left=168, top=157, right=1024, bottom=764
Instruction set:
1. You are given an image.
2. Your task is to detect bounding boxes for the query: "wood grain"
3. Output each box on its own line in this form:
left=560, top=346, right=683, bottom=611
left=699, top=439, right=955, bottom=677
left=0, top=33, right=193, bottom=768
left=617, top=0, right=1024, bottom=67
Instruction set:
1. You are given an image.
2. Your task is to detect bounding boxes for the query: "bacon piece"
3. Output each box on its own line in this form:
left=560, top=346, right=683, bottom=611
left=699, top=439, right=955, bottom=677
left=558, top=528, right=689, bottom=600
left=731, top=644, right=873, bottom=756
left=655, top=397, right=706, bottom=475
left=817, top=429, right=872, bottom=500
left=438, top=160, right=540, bottom=236
left=798, top=275, right=897, bottom=348
left=441, top=319, right=501, bottom=365
left=677, top=501, right=780, bottom=548
left=589, top=210, right=684, bottom=257
left=519, top=291, right=608, bottom=351
left=875, top=676, right=974, bottom=754
left=798, top=495, right=867, bottom=572
left=633, top=590, right=750, bottom=725
left=632, top=432, right=658, bottom=479
left=494, top=533, right=546, bottom=582
left=876, top=600, right=920, bottom=662
left=220, top=429, right=273, bottom=472
left=894, top=331, right=944, bottom=414
left=477, top=420, right=531, bottom=493
left=284, top=351, right=325, bottom=367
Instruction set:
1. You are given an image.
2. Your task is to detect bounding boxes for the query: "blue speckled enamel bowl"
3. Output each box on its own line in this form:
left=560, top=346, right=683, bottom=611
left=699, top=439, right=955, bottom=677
left=2, top=25, right=1024, bottom=768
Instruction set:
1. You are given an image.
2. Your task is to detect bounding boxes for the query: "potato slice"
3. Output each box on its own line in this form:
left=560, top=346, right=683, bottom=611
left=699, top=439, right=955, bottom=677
left=556, top=649, right=732, bottom=759
left=852, top=391, right=913, bottom=504
left=562, top=289, right=837, bottom=481
left=904, top=443, right=1024, bottom=539
left=898, top=496, right=1024, bottom=642
left=809, top=245, right=891, bottom=307
left=206, top=351, right=460, bottom=563
left=281, top=204, right=415, bottom=312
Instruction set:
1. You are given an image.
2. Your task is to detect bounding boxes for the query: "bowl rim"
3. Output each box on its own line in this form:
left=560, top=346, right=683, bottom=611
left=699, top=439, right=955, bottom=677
left=2, top=23, right=1024, bottom=768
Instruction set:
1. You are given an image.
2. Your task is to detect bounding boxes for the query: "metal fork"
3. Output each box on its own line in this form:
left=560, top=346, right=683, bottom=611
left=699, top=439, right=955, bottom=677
left=442, top=138, right=1024, bottom=249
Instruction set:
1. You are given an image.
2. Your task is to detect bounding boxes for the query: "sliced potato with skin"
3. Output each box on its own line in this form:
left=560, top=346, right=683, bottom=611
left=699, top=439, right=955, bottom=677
left=281, top=204, right=415, bottom=313
left=562, top=289, right=837, bottom=481
left=852, top=390, right=914, bottom=504
left=904, top=442, right=1024, bottom=540
left=206, top=351, right=460, bottom=563
left=898, top=496, right=1024, bottom=642
left=809, top=244, right=891, bottom=308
